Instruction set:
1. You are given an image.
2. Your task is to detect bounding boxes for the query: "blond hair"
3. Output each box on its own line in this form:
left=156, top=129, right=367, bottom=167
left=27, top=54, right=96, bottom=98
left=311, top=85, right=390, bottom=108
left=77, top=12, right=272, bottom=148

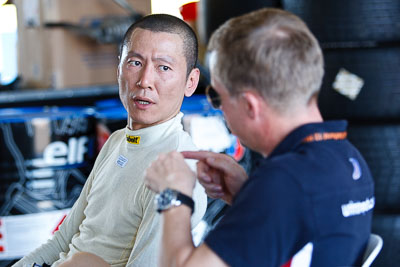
left=208, top=8, right=324, bottom=114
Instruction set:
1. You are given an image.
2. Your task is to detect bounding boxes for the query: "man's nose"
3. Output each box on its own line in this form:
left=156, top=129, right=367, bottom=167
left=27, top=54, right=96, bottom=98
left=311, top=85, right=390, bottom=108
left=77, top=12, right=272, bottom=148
left=137, top=64, right=154, bottom=89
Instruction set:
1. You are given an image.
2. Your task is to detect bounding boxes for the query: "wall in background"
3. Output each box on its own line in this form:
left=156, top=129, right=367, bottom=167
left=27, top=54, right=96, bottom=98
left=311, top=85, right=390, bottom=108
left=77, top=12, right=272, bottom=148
left=0, top=4, right=18, bottom=85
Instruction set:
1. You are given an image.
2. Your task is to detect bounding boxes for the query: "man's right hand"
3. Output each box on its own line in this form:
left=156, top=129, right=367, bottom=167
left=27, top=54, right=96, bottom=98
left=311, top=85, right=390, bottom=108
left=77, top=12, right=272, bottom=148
left=182, top=151, right=248, bottom=205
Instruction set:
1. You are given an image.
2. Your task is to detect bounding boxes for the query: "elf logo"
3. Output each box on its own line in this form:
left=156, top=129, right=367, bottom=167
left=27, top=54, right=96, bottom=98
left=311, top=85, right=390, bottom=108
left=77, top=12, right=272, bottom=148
left=43, top=136, right=89, bottom=166
left=126, top=135, right=140, bottom=144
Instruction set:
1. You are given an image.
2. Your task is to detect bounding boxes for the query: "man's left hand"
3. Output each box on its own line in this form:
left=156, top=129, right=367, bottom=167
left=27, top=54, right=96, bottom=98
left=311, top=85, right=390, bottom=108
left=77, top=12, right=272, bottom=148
left=145, top=151, right=196, bottom=197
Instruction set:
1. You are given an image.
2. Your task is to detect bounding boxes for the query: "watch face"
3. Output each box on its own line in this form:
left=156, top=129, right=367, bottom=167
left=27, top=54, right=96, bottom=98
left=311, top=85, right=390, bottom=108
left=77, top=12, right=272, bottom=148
left=156, top=188, right=177, bottom=211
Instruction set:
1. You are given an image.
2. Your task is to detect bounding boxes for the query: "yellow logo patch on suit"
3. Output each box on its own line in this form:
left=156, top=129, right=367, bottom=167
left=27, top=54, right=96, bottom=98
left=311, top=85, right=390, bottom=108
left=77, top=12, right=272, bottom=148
left=126, top=135, right=141, bottom=144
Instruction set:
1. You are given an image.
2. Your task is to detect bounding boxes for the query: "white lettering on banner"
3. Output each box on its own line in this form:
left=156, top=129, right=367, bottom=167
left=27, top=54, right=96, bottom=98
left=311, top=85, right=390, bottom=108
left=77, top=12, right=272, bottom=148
left=43, top=136, right=88, bottom=166
left=341, top=197, right=375, bottom=218
left=0, top=209, right=70, bottom=260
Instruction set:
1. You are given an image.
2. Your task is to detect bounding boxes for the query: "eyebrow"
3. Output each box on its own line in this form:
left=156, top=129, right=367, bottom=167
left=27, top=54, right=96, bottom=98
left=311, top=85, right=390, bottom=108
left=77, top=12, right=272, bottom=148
left=127, top=51, right=144, bottom=60
left=153, top=56, right=175, bottom=66
left=126, top=51, right=175, bottom=65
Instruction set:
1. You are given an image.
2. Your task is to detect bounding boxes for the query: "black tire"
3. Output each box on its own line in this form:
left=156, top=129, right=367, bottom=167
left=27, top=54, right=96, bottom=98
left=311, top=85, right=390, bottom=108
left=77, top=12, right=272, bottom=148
left=198, top=0, right=281, bottom=44
left=318, top=46, right=400, bottom=120
left=371, top=214, right=400, bottom=266
left=347, top=123, right=400, bottom=213
left=282, top=0, right=400, bottom=45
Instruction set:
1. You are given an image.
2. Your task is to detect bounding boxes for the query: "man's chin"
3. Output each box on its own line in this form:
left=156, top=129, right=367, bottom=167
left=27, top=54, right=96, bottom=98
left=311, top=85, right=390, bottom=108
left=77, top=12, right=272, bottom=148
left=128, top=116, right=161, bottom=130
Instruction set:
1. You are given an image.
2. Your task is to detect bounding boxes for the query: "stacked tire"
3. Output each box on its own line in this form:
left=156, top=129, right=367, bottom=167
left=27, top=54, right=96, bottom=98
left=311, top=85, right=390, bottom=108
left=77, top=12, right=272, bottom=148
left=282, top=0, right=400, bottom=265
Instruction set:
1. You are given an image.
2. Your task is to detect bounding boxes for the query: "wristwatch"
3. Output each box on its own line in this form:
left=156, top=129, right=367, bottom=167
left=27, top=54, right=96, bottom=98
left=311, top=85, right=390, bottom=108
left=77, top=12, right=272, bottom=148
left=155, top=188, right=194, bottom=214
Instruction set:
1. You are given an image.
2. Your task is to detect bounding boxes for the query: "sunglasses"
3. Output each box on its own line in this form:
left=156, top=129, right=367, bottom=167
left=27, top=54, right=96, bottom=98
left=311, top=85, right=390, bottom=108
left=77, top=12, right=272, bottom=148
left=205, top=85, right=222, bottom=109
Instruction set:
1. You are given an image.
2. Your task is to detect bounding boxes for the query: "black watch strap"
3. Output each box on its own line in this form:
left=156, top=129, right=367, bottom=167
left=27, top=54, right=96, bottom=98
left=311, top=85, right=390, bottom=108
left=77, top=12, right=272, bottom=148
left=176, top=192, right=195, bottom=214
left=156, top=188, right=195, bottom=214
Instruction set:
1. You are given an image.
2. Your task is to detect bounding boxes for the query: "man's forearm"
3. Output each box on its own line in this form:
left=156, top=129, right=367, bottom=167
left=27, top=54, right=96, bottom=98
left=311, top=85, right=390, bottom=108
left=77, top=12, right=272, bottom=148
left=161, top=205, right=195, bottom=267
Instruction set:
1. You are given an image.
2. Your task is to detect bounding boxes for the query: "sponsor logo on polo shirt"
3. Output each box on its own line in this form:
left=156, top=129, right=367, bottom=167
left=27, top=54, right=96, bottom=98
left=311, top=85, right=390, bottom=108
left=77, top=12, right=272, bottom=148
left=341, top=197, right=375, bottom=217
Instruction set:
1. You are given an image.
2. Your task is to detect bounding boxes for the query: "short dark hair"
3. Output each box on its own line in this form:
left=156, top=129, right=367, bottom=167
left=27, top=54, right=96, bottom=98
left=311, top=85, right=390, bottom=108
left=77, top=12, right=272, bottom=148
left=120, top=14, right=198, bottom=77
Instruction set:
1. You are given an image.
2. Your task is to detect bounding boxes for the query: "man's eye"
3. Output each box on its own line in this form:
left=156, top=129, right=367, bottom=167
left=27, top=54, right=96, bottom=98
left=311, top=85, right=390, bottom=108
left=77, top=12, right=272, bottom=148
left=128, top=60, right=141, bottom=66
left=160, top=65, right=171, bottom=71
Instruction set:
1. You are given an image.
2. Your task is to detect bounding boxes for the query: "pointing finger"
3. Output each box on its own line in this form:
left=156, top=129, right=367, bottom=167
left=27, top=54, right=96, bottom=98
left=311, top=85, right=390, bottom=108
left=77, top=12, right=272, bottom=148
left=181, top=151, right=218, bottom=161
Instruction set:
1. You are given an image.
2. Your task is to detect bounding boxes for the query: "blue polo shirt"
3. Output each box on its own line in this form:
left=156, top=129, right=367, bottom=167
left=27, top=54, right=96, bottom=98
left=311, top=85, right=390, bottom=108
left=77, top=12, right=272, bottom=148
left=205, top=121, right=374, bottom=267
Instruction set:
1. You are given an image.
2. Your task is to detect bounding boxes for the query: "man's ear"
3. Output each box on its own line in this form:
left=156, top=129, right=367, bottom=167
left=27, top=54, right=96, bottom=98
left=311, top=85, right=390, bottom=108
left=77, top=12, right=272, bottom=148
left=117, top=59, right=121, bottom=79
left=241, top=91, right=262, bottom=120
left=184, top=68, right=200, bottom=97
left=117, top=54, right=123, bottom=78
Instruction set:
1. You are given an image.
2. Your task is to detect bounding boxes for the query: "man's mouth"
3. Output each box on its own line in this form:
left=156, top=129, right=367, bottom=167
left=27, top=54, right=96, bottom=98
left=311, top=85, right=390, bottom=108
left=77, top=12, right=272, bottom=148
left=136, top=100, right=151, bottom=105
left=133, top=97, right=154, bottom=109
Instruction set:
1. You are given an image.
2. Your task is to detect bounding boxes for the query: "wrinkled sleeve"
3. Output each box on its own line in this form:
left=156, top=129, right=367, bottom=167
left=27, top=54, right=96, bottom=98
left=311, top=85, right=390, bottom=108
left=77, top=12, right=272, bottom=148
left=125, top=159, right=207, bottom=267
left=186, top=158, right=207, bottom=228
left=126, top=128, right=207, bottom=267
left=125, top=184, right=160, bottom=267
left=12, top=171, right=94, bottom=267
left=12, top=132, right=116, bottom=267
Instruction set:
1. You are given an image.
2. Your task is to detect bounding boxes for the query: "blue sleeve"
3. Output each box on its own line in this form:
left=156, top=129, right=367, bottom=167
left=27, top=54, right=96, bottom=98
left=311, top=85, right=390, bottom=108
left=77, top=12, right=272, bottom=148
left=205, top=166, right=314, bottom=267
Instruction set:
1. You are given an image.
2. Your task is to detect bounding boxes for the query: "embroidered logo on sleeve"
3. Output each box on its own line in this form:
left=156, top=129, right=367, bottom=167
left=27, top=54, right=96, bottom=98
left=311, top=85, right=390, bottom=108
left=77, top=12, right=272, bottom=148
left=349, top=157, right=361, bottom=180
left=126, top=135, right=140, bottom=144
left=341, top=197, right=375, bottom=217
left=116, top=155, right=128, bottom=168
